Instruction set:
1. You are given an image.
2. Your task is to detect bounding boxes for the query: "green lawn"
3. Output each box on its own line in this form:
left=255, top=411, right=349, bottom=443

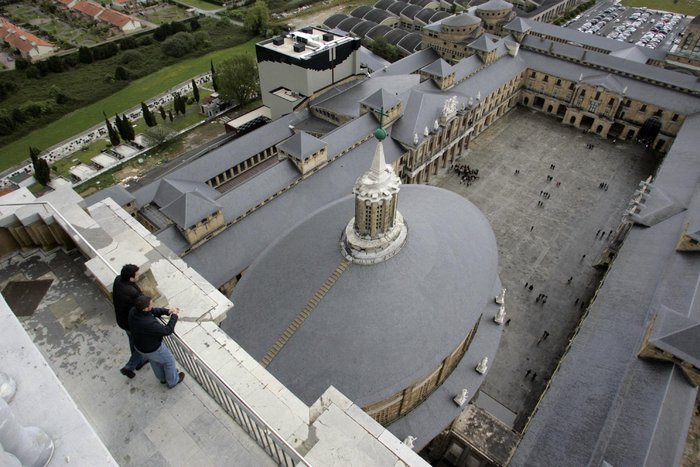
left=620, top=0, right=700, bottom=15
left=0, top=38, right=258, bottom=170
left=176, top=0, right=222, bottom=11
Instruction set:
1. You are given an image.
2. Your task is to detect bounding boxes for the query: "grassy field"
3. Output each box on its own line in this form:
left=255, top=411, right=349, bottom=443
left=0, top=38, right=257, bottom=170
left=620, top=0, right=700, bottom=15
left=176, top=0, right=222, bottom=11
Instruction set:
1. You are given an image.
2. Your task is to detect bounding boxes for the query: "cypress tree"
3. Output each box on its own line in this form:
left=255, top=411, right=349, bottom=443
left=105, top=114, right=120, bottom=146
left=122, top=114, right=135, bottom=141
left=168, top=110, right=174, bottom=122
left=141, top=102, right=156, bottom=127
left=115, top=114, right=127, bottom=141
left=159, top=105, right=166, bottom=121
left=29, top=146, right=50, bottom=185
left=191, top=79, right=200, bottom=102
left=210, top=60, right=218, bottom=92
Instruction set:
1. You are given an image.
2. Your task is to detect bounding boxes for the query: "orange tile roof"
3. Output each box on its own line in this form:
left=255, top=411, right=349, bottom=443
left=57, top=0, right=74, bottom=5
left=97, top=9, right=133, bottom=28
left=0, top=17, right=51, bottom=53
left=74, top=1, right=104, bottom=17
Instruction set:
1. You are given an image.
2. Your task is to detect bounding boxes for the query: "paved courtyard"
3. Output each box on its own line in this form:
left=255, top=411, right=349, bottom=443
left=431, top=106, right=659, bottom=431
left=0, top=249, right=274, bottom=467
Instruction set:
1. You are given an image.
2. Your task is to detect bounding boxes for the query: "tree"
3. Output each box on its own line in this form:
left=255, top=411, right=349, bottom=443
left=210, top=60, right=218, bottom=92
left=115, top=114, right=129, bottom=141
left=173, top=93, right=186, bottom=115
left=104, top=113, right=120, bottom=146
left=144, top=125, right=176, bottom=146
left=29, top=146, right=50, bottom=186
left=191, top=79, right=200, bottom=102
left=244, top=0, right=271, bottom=36
left=168, top=110, right=174, bottom=122
left=161, top=32, right=196, bottom=58
left=0, top=110, right=15, bottom=135
left=217, top=54, right=260, bottom=106
left=141, top=102, right=156, bottom=127
left=114, top=66, right=130, bottom=81
left=11, top=108, right=25, bottom=124
left=190, top=18, right=201, bottom=31
left=121, top=114, right=135, bottom=141
left=159, top=105, right=166, bottom=121
left=369, top=36, right=399, bottom=62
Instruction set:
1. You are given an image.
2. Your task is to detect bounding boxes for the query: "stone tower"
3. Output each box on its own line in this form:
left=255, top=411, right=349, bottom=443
left=341, top=123, right=408, bottom=264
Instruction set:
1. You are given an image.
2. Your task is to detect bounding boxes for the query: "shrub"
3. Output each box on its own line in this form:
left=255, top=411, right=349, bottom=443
left=26, top=66, right=40, bottom=79
left=119, top=36, right=137, bottom=50
left=162, top=32, right=196, bottom=58
left=139, top=35, right=153, bottom=46
left=115, top=66, right=131, bottom=80
left=121, top=50, right=143, bottom=64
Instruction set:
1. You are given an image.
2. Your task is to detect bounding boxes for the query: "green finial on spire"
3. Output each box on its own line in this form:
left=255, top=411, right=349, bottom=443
left=375, top=106, right=389, bottom=141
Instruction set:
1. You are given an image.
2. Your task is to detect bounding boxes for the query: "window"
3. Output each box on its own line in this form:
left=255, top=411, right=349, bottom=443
left=556, top=79, right=561, bottom=86
left=672, top=113, right=679, bottom=122
left=640, top=104, right=647, bottom=112
left=588, top=100, right=599, bottom=113
left=544, top=75, right=549, bottom=82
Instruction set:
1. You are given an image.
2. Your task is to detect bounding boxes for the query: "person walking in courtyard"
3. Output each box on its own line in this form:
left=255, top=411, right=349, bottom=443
left=129, top=295, right=185, bottom=388
left=113, top=264, right=148, bottom=379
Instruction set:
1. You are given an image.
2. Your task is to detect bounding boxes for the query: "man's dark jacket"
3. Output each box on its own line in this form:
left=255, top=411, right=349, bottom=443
left=128, top=307, right=178, bottom=353
left=112, top=276, right=142, bottom=330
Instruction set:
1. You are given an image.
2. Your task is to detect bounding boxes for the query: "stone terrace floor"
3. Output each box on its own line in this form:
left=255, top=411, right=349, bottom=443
left=431, top=106, right=660, bottom=431
left=0, top=249, right=275, bottom=467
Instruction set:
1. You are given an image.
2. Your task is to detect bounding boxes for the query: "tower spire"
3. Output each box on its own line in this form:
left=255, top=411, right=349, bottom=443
left=340, top=109, right=408, bottom=264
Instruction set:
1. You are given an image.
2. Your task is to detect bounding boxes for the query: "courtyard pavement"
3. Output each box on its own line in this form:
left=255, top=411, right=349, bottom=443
left=431, top=107, right=659, bottom=431
left=0, top=249, right=274, bottom=467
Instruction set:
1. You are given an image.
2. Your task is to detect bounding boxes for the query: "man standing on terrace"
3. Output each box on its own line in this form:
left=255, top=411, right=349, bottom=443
left=128, top=295, right=185, bottom=388
left=112, top=264, right=148, bottom=379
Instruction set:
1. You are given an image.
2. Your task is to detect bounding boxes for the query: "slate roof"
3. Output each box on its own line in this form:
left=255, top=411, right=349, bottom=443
left=277, top=132, right=327, bottom=160
left=152, top=178, right=220, bottom=208
left=504, top=17, right=531, bottom=33
left=476, top=0, right=513, bottom=11
left=650, top=307, right=700, bottom=369
left=132, top=113, right=300, bottom=208
left=177, top=126, right=406, bottom=287
left=366, top=8, right=394, bottom=24
left=160, top=191, right=221, bottom=230
left=360, top=88, right=402, bottom=112
left=421, top=57, right=454, bottom=78
left=443, top=13, right=481, bottom=27
left=383, top=47, right=440, bottom=75
left=610, top=46, right=651, bottom=64
left=469, top=34, right=499, bottom=52
left=223, top=185, right=500, bottom=406
left=359, top=45, right=391, bottom=73
left=82, top=185, right=134, bottom=208
left=519, top=48, right=700, bottom=114
left=366, top=24, right=392, bottom=40
left=312, top=75, right=419, bottom=119
left=629, top=184, right=686, bottom=227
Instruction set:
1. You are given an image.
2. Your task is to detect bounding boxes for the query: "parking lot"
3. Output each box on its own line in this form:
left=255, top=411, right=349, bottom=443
left=565, top=2, right=690, bottom=51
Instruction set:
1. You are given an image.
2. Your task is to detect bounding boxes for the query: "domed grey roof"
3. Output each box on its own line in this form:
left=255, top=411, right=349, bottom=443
left=477, top=0, right=513, bottom=11
left=223, top=185, right=500, bottom=406
left=442, top=13, right=480, bottom=27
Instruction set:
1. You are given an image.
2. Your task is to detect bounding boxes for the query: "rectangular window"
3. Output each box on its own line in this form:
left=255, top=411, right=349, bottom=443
left=640, top=104, right=647, bottom=112
left=672, top=114, right=679, bottom=121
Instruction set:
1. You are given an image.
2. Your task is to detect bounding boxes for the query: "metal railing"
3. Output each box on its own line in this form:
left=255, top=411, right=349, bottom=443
left=0, top=201, right=311, bottom=466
